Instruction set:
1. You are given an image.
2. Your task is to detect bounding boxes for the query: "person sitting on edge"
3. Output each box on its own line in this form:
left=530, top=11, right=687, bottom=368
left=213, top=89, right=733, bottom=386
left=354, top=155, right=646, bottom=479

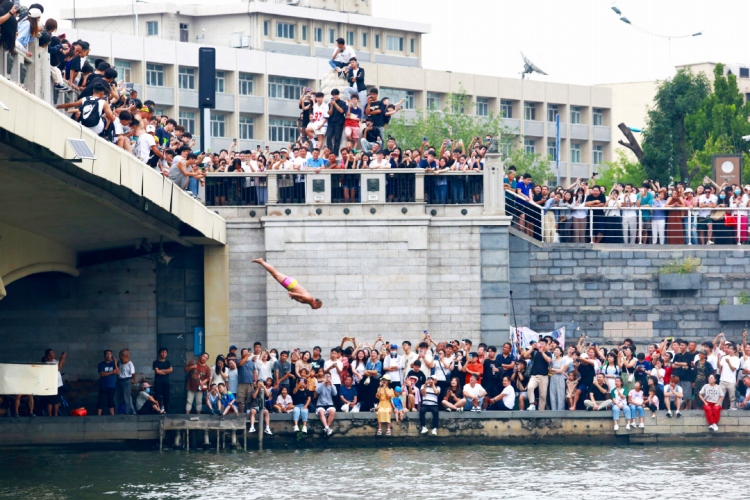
left=218, top=383, right=238, bottom=416
left=253, top=258, right=322, bottom=309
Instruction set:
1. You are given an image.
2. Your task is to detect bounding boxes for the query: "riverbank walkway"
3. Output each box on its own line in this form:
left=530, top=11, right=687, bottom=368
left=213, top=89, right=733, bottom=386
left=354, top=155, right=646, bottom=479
left=2, top=410, right=749, bottom=450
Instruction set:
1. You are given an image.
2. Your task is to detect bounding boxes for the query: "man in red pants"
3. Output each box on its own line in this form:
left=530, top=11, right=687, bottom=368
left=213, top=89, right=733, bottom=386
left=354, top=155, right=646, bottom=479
left=698, top=373, right=725, bottom=432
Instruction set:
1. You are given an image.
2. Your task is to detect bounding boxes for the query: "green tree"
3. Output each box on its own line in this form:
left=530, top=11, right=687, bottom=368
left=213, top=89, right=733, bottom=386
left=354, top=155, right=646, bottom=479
left=596, top=150, right=650, bottom=189
left=641, top=68, right=710, bottom=184
left=503, top=147, right=554, bottom=185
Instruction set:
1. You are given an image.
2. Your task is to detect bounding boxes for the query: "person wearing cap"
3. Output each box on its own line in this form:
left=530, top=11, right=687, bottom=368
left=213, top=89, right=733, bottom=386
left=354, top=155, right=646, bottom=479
left=375, top=375, right=395, bottom=436
left=17, top=7, right=42, bottom=55
left=419, top=375, right=440, bottom=435
left=132, top=121, right=163, bottom=167
left=135, top=382, right=164, bottom=415
left=383, top=343, right=402, bottom=389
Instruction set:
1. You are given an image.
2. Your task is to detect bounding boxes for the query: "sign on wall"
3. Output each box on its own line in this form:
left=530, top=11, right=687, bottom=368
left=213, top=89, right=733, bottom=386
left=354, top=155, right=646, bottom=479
left=194, top=327, right=205, bottom=356
left=712, top=154, right=742, bottom=186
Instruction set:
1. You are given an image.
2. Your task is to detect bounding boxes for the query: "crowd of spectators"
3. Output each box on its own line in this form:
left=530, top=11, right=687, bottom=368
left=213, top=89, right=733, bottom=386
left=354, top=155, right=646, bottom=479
left=506, top=170, right=750, bottom=245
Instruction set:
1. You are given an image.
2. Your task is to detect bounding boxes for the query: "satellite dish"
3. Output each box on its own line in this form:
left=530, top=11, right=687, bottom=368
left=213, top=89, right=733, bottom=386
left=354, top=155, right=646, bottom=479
left=521, top=52, right=548, bottom=79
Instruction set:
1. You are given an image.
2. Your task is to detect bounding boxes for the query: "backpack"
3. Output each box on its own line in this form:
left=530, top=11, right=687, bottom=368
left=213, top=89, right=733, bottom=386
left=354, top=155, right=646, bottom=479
left=79, top=97, right=102, bottom=128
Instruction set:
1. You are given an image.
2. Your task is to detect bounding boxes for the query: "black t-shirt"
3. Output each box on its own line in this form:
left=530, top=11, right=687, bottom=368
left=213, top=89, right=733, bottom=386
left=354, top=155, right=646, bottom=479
left=364, top=127, right=382, bottom=143
left=483, top=358, right=500, bottom=389
left=578, top=361, right=595, bottom=386
left=78, top=76, right=109, bottom=99
left=327, top=99, right=348, bottom=125
left=406, top=369, right=426, bottom=388
left=529, top=349, right=550, bottom=376
left=292, top=389, right=310, bottom=406
left=153, top=359, right=172, bottom=384
left=673, top=353, right=695, bottom=382
left=585, top=193, right=606, bottom=214
left=591, top=381, right=610, bottom=401
left=310, top=357, right=325, bottom=372
left=65, top=56, right=83, bottom=81
left=299, top=99, right=312, bottom=127
left=367, top=99, right=385, bottom=127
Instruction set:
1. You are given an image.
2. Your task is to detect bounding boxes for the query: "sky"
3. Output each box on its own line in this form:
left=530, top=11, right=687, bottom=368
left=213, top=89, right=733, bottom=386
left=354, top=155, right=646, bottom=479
left=46, top=0, right=748, bottom=85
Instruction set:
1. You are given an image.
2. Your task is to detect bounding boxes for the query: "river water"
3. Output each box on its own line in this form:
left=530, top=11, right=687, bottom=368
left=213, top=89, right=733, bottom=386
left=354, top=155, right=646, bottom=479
left=0, top=445, right=746, bottom=499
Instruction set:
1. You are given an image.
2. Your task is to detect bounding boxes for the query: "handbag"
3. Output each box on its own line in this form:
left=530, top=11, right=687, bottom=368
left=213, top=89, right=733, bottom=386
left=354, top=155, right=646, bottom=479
left=725, top=213, right=738, bottom=227
left=363, top=376, right=371, bottom=386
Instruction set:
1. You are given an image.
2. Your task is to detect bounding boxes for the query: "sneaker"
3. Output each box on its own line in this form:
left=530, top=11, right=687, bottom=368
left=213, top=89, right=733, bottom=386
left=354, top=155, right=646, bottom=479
left=293, top=425, right=300, bottom=432
left=470, top=407, right=477, bottom=412
left=527, top=405, right=536, bottom=411
left=446, top=408, right=453, bottom=412
left=457, top=407, right=464, bottom=412
left=675, top=411, right=682, bottom=418
left=614, top=424, right=619, bottom=431
left=652, top=413, right=656, bottom=419
left=421, top=426, right=428, bottom=434
left=666, top=411, right=673, bottom=418
left=248, top=426, right=256, bottom=433
left=264, top=427, right=273, bottom=435
left=707, top=240, right=715, bottom=245
left=475, top=408, right=482, bottom=413
left=625, top=423, right=631, bottom=430
left=638, top=423, right=645, bottom=428
left=431, top=428, right=437, bottom=436
left=326, top=427, right=333, bottom=436
left=709, top=424, right=716, bottom=431
left=712, top=424, right=719, bottom=431
left=730, top=406, right=738, bottom=411
left=302, top=425, right=307, bottom=433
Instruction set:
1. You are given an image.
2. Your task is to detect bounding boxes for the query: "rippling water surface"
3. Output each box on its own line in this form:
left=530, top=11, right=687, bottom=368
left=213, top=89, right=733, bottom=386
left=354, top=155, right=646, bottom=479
left=0, top=445, right=747, bottom=499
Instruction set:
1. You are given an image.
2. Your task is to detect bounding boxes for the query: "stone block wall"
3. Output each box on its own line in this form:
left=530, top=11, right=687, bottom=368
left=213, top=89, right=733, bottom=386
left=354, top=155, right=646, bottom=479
left=514, top=237, right=750, bottom=344
left=225, top=219, right=509, bottom=351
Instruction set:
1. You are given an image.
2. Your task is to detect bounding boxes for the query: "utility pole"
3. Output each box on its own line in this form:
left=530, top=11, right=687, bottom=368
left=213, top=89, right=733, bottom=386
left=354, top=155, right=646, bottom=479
left=132, top=0, right=139, bottom=37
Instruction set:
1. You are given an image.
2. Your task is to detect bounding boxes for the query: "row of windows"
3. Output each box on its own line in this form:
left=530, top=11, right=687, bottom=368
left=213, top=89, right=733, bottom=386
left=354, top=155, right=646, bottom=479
left=526, top=139, right=604, bottom=165
left=524, top=102, right=604, bottom=125
left=178, top=111, right=256, bottom=140
left=262, top=20, right=415, bottom=53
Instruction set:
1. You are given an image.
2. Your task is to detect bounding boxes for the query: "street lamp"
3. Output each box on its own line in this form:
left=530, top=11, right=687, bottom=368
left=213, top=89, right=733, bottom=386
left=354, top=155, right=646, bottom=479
left=611, top=4, right=703, bottom=75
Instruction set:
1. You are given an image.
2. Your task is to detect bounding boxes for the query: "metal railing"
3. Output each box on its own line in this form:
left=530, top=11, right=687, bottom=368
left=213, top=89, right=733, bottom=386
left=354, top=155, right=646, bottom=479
left=505, top=189, right=750, bottom=246
left=204, top=169, right=485, bottom=207
left=2, top=43, right=54, bottom=105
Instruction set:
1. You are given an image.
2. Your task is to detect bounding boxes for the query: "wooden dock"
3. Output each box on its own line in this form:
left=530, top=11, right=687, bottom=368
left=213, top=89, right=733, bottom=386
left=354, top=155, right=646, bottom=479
left=160, top=416, right=248, bottom=451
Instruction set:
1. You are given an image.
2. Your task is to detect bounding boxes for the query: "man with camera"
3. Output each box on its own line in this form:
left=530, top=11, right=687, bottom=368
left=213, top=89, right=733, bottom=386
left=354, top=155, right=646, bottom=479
left=420, top=375, right=441, bottom=435
left=619, top=183, right=638, bottom=244
left=524, top=339, right=552, bottom=411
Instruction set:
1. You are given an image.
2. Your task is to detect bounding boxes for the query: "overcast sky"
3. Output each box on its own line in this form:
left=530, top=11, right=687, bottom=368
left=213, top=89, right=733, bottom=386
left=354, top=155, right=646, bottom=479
left=48, top=0, right=744, bottom=85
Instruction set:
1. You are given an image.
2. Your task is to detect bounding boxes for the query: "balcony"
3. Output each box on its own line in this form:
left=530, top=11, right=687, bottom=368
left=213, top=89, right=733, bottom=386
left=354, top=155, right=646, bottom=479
left=215, top=94, right=235, bottom=112
left=524, top=120, right=544, bottom=137
left=179, top=89, right=199, bottom=108
left=239, top=95, right=265, bottom=114
left=268, top=98, right=302, bottom=118
left=569, top=163, right=591, bottom=178
left=570, top=124, right=590, bottom=141
left=373, top=55, right=419, bottom=67
left=546, top=122, right=567, bottom=139
left=501, top=117, right=521, bottom=134
left=146, top=86, right=174, bottom=107
left=593, top=126, right=611, bottom=142
left=263, top=41, right=310, bottom=57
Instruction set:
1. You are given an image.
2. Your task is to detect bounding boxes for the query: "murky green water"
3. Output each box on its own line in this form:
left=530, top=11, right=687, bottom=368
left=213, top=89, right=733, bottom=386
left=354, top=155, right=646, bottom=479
left=0, top=445, right=746, bottom=499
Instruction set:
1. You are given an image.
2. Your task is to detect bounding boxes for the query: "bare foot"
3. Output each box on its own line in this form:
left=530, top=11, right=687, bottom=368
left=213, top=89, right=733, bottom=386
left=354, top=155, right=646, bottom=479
left=252, top=258, right=264, bottom=264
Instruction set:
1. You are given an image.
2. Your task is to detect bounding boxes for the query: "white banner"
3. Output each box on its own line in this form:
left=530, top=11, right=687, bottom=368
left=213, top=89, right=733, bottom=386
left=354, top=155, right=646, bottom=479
left=510, top=326, right=566, bottom=355
left=0, top=363, right=58, bottom=395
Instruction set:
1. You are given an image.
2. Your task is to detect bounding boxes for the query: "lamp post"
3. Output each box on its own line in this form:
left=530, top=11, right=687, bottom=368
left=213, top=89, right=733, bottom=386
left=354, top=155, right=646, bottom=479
left=611, top=3, right=702, bottom=76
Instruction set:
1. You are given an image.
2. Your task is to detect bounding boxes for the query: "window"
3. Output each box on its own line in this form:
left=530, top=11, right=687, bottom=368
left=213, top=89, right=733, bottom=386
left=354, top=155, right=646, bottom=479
left=302, top=25, right=307, bottom=41
left=362, top=32, right=367, bottom=47
left=500, top=138, right=513, bottom=158
left=347, top=31, right=354, bottom=46
left=329, top=29, right=335, bottom=44
left=451, top=98, right=465, bottom=114
left=570, top=143, right=581, bottom=163
left=741, top=68, right=750, bottom=78
left=113, top=59, right=132, bottom=83
left=427, top=92, right=440, bottom=111
left=147, top=21, right=158, bottom=37
left=179, top=23, right=189, bottom=43
left=410, top=38, right=415, bottom=53
left=277, top=22, right=295, bottom=40
left=210, top=113, right=226, bottom=138
left=239, top=116, right=255, bottom=140
left=268, top=76, right=306, bottom=100
left=264, top=21, right=269, bottom=37
left=593, top=108, right=603, bottom=126
left=476, top=98, right=489, bottom=117
left=593, top=145, right=603, bottom=165
left=314, top=27, right=322, bottom=42
left=146, top=63, right=164, bottom=87
left=179, top=110, right=195, bottom=134
left=524, top=139, right=536, bottom=155
left=215, top=71, right=226, bottom=94
left=746, top=93, right=750, bottom=102
left=375, top=34, right=380, bottom=49
left=547, top=139, right=557, bottom=161
left=386, top=35, right=404, bottom=51
left=524, top=102, right=536, bottom=121
left=380, top=88, right=414, bottom=109
left=570, top=106, right=581, bottom=124
left=239, top=73, right=254, bottom=95
left=500, top=100, right=513, bottom=118
left=269, top=118, right=298, bottom=143
left=547, top=104, right=559, bottom=123
left=178, top=67, right=195, bottom=90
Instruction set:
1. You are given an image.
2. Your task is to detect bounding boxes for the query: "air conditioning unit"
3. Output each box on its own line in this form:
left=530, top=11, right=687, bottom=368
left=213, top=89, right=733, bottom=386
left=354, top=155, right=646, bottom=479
left=229, top=33, right=250, bottom=48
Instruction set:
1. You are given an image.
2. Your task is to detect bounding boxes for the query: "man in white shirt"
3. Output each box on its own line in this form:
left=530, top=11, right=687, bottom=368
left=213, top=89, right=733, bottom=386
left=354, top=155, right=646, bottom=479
left=323, top=349, right=344, bottom=387
left=329, top=37, right=356, bottom=73
left=618, top=184, right=638, bottom=244
left=719, top=342, right=740, bottom=409
left=697, top=186, right=718, bottom=245
left=306, top=93, right=329, bottom=146
left=382, top=343, right=402, bottom=388
left=401, top=341, right=418, bottom=375
left=462, top=374, right=487, bottom=411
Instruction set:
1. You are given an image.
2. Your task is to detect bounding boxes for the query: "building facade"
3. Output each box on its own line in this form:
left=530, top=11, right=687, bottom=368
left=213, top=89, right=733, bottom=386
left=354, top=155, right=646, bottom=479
left=63, top=0, right=613, bottom=185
